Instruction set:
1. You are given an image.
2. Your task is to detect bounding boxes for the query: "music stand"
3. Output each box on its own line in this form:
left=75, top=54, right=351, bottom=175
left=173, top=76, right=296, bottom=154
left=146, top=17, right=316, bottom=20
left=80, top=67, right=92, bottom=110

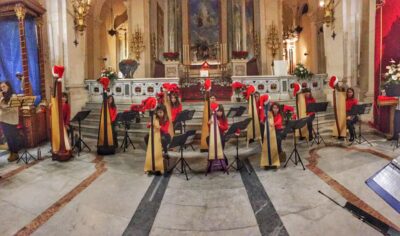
left=16, top=96, right=37, bottom=164
left=117, top=111, right=138, bottom=152
left=283, top=117, right=309, bottom=170
left=173, top=109, right=195, bottom=134
left=71, top=110, right=91, bottom=156
left=348, top=103, right=373, bottom=146
left=225, top=118, right=252, bottom=174
left=307, top=102, right=328, bottom=146
left=168, top=132, right=192, bottom=180
left=226, top=106, right=246, bottom=123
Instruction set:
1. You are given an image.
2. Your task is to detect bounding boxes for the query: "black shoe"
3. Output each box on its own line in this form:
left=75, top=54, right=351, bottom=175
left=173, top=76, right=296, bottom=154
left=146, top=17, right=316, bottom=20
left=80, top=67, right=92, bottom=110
left=249, top=139, right=255, bottom=143
left=299, top=137, right=305, bottom=141
left=349, top=136, right=355, bottom=142
left=309, top=136, right=314, bottom=141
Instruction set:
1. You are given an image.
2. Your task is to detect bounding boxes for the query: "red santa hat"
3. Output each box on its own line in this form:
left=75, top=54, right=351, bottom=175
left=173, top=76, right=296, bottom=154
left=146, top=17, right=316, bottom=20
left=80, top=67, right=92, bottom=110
left=245, top=85, right=256, bottom=100
left=293, top=82, right=301, bottom=96
left=210, top=102, right=219, bottom=112
left=52, top=65, right=65, bottom=80
left=329, top=76, right=339, bottom=89
left=98, top=77, right=110, bottom=90
left=142, top=97, right=157, bottom=112
left=204, top=79, right=212, bottom=92
left=259, top=94, right=270, bottom=107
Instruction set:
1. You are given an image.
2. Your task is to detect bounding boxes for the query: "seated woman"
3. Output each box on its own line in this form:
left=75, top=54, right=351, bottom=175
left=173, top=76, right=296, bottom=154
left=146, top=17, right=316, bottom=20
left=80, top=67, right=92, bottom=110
left=108, top=95, right=118, bottom=147
left=144, top=104, right=171, bottom=155
left=346, top=88, right=358, bottom=142
left=270, top=103, right=284, bottom=155
left=170, top=92, right=182, bottom=125
left=304, top=88, right=316, bottom=141
left=0, top=81, right=22, bottom=162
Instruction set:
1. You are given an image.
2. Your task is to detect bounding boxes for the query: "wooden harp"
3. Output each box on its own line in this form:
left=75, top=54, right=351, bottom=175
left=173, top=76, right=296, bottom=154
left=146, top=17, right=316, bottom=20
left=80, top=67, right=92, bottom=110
left=97, top=77, right=115, bottom=155
left=50, top=65, right=72, bottom=161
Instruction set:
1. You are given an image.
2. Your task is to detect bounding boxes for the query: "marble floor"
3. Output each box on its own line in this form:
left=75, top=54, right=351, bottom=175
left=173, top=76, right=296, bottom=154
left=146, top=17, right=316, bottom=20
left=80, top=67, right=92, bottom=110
left=0, top=130, right=399, bottom=236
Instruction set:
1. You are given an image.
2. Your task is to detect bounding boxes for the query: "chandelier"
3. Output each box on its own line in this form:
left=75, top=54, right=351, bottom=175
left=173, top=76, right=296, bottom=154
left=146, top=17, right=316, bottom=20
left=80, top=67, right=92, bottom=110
left=72, top=0, right=91, bottom=33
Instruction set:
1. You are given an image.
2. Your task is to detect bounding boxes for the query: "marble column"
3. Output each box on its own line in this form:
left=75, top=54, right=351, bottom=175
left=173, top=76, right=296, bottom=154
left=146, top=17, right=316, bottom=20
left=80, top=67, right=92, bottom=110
left=181, top=0, right=190, bottom=65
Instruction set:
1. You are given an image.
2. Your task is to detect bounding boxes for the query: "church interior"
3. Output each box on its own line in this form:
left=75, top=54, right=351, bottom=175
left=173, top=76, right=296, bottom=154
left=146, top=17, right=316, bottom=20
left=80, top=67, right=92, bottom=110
left=0, top=0, right=399, bottom=235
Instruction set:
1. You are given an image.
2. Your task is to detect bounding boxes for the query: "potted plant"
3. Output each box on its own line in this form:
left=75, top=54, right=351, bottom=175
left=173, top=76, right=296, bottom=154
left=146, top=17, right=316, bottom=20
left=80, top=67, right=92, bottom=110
left=293, top=63, right=313, bottom=80
left=232, top=81, right=245, bottom=102
left=232, top=51, right=249, bottom=60
left=163, top=52, right=180, bottom=61
left=383, top=59, right=400, bottom=97
left=100, top=67, right=118, bottom=83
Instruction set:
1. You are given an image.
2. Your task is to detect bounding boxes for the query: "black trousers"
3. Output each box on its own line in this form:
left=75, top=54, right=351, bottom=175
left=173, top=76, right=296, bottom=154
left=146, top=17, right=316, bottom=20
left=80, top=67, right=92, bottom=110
left=276, top=128, right=283, bottom=154
left=0, top=122, right=23, bottom=153
left=346, top=116, right=358, bottom=138
left=260, top=123, right=265, bottom=143
left=307, top=114, right=315, bottom=138
left=144, top=132, right=171, bottom=152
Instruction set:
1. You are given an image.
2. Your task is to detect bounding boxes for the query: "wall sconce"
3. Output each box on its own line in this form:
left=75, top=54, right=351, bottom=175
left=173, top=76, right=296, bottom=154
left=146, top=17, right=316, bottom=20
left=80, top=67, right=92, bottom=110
left=266, top=23, right=280, bottom=59
left=71, top=0, right=91, bottom=33
left=130, top=26, right=145, bottom=61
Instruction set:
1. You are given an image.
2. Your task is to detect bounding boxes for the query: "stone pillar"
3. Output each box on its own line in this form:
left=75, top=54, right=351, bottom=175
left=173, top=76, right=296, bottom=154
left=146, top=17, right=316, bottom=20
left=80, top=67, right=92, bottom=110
left=220, top=0, right=228, bottom=63
left=127, top=0, right=151, bottom=77
left=181, top=0, right=190, bottom=65
left=259, top=0, right=283, bottom=75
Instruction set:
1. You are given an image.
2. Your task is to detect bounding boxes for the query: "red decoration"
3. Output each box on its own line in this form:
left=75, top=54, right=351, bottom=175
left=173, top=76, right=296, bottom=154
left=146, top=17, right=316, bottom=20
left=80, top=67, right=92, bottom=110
left=244, top=85, right=256, bottom=100
left=162, top=83, right=171, bottom=91
left=163, top=52, right=179, bottom=60
left=52, top=65, right=65, bottom=79
left=232, top=51, right=249, bottom=59
left=98, top=77, right=110, bottom=90
left=235, top=128, right=241, bottom=136
left=210, top=102, right=219, bottom=112
left=329, top=76, right=338, bottom=89
left=142, top=97, right=157, bottom=112
left=259, top=94, right=270, bottom=107
left=204, top=79, right=212, bottom=91
left=232, top=81, right=244, bottom=90
left=201, top=61, right=210, bottom=70
left=293, top=82, right=301, bottom=96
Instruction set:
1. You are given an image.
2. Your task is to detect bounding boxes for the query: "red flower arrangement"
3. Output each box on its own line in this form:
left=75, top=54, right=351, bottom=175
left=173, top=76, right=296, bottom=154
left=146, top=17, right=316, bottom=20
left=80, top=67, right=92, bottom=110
left=163, top=52, right=179, bottom=61
left=232, top=51, right=249, bottom=59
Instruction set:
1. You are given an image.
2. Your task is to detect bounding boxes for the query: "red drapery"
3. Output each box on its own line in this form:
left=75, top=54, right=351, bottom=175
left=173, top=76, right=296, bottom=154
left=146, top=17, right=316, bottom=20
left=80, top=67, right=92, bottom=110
left=374, top=1, right=400, bottom=133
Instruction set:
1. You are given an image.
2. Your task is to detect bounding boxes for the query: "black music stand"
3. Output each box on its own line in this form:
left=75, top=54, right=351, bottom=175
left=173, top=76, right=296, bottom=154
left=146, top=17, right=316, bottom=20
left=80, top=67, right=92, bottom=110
left=283, top=117, right=309, bottom=170
left=174, top=109, right=195, bottom=134
left=168, top=132, right=192, bottom=180
left=348, top=103, right=373, bottom=146
left=117, top=111, right=138, bottom=152
left=225, top=118, right=252, bottom=174
left=307, top=102, right=328, bottom=146
left=13, top=96, right=38, bottom=164
left=226, top=106, right=246, bottom=123
left=71, top=110, right=91, bottom=156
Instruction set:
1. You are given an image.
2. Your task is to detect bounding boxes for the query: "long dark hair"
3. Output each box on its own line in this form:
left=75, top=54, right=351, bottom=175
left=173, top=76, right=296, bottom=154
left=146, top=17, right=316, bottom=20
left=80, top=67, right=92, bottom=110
left=62, top=92, right=69, bottom=104
left=217, top=104, right=226, bottom=120
left=155, top=104, right=169, bottom=124
left=170, top=93, right=181, bottom=108
left=107, top=95, right=116, bottom=108
left=346, top=88, right=355, bottom=99
left=1, top=81, right=14, bottom=103
left=270, top=102, right=283, bottom=117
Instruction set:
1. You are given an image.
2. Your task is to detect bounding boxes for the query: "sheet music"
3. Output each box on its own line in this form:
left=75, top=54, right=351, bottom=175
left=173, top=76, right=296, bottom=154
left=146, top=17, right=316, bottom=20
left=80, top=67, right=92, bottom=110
left=372, top=161, right=400, bottom=202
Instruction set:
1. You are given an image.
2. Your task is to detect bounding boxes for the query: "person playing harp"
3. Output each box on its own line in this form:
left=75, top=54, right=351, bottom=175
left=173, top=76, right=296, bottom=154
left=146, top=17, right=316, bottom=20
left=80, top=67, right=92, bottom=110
left=293, top=83, right=310, bottom=141
left=246, top=85, right=262, bottom=144
left=200, top=79, right=212, bottom=152
left=259, top=94, right=280, bottom=168
left=206, top=102, right=228, bottom=173
left=143, top=98, right=170, bottom=175
left=97, top=77, right=116, bottom=155
left=329, top=76, right=347, bottom=140
left=50, top=65, right=72, bottom=161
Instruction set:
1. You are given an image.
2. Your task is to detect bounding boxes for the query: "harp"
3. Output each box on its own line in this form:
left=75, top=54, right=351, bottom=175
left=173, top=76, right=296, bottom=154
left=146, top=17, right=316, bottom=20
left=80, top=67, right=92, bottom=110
left=247, top=92, right=261, bottom=144
left=50, top=65, right=72, bottom=161
left=97, top=77, right=115, bottom=155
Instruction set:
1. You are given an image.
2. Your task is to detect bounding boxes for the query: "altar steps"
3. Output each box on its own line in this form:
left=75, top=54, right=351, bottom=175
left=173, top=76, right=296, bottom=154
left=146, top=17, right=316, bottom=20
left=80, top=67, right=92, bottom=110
left=72, top=100, right=337, bottom=143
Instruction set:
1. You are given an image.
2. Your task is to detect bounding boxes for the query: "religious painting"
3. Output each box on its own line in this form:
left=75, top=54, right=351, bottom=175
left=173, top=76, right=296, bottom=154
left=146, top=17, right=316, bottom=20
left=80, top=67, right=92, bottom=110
left=245, top=0, right=255, bottom=58
left=189, top=0, right=220, bottom=62
left=157, top=4, right=164, bottom=59
left=232, top=0, right=242, bottom=51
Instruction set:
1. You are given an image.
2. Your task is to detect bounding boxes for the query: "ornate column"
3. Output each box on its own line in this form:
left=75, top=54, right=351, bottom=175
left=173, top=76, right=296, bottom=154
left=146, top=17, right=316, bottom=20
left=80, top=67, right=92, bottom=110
left=220, top=0, right=228, bottom=64
left=181, top=0, right=190, bottom=65
left=15, top=4, right=32, bottom=95
left=36, top=17, right=46, bottom=100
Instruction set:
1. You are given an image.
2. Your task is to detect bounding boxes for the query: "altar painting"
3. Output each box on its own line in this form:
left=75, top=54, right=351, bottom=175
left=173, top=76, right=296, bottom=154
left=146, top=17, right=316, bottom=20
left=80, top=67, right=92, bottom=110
left=189, top=0, right=220, bottom=62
